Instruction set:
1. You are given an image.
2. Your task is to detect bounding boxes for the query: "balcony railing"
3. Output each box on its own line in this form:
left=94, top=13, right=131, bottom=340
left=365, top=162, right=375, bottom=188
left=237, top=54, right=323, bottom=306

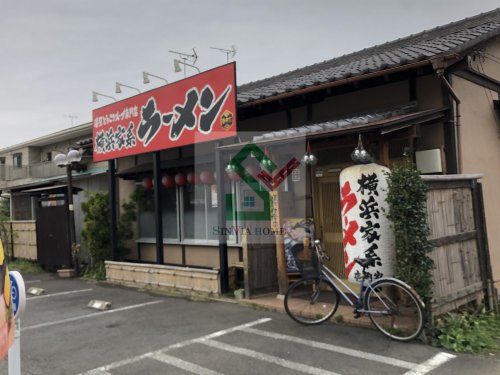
left=0, top=162, right=65, bottom=182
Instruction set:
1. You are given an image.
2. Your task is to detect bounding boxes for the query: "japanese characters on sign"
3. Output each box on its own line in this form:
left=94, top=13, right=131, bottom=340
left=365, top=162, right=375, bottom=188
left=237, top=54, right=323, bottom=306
left=93, top=63, right=237, bottom=162
left=339, top=163, right=395, bottom=283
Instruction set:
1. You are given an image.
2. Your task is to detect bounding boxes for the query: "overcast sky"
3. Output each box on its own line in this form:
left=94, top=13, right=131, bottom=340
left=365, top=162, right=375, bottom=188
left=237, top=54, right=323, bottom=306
left=0, top=0, right=498, bottom=148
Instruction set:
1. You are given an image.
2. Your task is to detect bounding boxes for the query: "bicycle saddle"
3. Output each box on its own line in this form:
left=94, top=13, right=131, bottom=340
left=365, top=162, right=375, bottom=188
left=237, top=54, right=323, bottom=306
left=354, top=257, right=376, bottom=268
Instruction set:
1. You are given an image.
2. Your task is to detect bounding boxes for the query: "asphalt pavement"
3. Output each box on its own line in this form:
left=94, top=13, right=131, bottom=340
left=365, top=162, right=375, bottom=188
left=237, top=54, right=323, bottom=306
left=0, top=272, right=498, bottom=375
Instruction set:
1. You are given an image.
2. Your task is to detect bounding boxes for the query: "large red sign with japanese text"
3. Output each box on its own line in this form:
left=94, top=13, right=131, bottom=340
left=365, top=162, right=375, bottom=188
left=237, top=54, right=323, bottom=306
left=92, top=63, right=237, bottom=162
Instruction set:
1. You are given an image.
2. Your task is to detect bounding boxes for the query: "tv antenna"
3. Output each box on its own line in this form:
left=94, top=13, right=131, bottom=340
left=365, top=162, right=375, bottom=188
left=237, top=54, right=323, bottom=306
left=169, top=48, right=199, bottom=77
left=210, top=45, right=237, bottom=63
left=64, top=114, right=78, bottom=126
left=168, top=48, right=198, bottom=64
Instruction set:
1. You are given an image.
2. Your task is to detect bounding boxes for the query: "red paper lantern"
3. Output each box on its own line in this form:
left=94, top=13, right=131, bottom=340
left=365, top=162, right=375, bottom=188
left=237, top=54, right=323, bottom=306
left=142, top=177, right=153, bottom=190
left=200, top=170, right=214, bottom=185
left=175, top=173, right=186, bottom=186
left=161, top=175, right=175, bottom=188
left=186, top=172, right=198, bottom=185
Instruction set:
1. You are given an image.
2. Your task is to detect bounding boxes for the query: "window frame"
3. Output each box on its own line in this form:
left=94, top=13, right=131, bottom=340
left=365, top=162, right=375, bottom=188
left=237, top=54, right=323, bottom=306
left=12, top=153, right=22, bottom=168
left=136, top=177, right=242, bottom=247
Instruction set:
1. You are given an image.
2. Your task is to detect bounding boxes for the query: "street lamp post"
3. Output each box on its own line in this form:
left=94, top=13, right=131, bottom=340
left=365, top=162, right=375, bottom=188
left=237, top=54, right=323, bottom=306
left=54, top=149, right=84, bottom=274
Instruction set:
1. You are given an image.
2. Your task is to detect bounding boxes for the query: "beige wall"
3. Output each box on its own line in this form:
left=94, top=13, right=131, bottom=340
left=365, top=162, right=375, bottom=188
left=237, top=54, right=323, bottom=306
left=0, top=146, right=30, bottom=167
left=452, top=38, right=500, bottom=281
left=137, top=243, right=240, bottom=269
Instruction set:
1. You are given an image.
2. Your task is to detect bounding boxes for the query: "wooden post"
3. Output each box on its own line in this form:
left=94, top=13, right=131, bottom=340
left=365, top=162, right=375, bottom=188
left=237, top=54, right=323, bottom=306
left=271, top=190, right=287, bottom=295
left=472, top=181, right=496, bottom=311
left=379, top=138, right=390, bottom=166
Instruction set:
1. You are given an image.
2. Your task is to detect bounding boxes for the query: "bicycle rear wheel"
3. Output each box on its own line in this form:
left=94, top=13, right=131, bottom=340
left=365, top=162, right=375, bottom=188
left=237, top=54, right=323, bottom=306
left=364, top=278, right=424, bottom=341
left=284, top=276, right=340, bottom=325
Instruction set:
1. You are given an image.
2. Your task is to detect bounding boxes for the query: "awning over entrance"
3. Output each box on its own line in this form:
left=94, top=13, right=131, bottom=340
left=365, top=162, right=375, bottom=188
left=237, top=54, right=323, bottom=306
left=117, top=156, right=199, bottom=178
left=218, top=104, right=446, bottom=150
left=18, top=184, right=82, bottom=196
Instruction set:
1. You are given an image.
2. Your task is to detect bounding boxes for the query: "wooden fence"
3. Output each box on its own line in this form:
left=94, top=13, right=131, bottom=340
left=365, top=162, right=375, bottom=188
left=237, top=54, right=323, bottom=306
left=3, top=220, right=37, bottom=261
left=423, top=175, right=495, bottom=316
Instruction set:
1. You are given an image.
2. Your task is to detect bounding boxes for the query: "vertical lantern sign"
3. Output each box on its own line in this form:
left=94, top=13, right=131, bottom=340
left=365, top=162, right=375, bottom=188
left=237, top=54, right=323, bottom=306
left=339, top=163, right=395, bottom=283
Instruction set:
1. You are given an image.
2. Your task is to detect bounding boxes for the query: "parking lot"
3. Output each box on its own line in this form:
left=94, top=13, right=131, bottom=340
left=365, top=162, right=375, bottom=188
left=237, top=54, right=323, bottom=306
left=1, top=273, right=498, bottom=375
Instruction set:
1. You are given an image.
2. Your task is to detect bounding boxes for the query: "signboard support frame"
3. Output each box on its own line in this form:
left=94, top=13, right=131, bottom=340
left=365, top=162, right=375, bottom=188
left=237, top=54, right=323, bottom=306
left=108, top=159, right=118, bottom=261
left=153, top=152, right=164, bottom=264
left=215, top=146, right=229, bottom=294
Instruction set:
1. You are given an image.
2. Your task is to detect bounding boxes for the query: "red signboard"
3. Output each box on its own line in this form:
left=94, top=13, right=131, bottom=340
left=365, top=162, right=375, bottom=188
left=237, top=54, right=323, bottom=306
left=92, top=62, right=237, bottom=162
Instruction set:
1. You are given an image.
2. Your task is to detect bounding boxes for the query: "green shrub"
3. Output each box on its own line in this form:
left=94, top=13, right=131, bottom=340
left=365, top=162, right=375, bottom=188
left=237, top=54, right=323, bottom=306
left=385, top=159, right=434, bottom=303
left=434, top=310, right=500, bottom=353
left=0, top=197, right=12, bottom=257
left=83, top=262, right=106, bottom=281
left=8, top=259, right=43, bottom=274
left=81, top=192, right=136, bottom=270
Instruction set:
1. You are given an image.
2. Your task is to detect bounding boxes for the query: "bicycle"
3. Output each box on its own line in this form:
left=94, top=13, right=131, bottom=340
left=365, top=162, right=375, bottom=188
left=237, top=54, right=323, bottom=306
left=284, top=240, right=425, bottom=341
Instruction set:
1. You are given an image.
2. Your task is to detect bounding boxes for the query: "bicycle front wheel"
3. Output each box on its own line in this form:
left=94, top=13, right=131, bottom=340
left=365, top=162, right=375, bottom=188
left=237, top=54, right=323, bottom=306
left=284, top=276, right=340, bottom=325
left=364, top=278, right=425, bottom=341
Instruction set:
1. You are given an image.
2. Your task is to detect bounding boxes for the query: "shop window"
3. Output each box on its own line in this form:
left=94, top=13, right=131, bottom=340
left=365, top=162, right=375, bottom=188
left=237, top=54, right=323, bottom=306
left=136, top=171, right=234, bottom=244
left=161, top=187, right=178, bottom=239
left=137, top=187, right=180, bottom=240
left=138, top=210, right=156, bottom=239
left=183, top=184, right=208, bottom=240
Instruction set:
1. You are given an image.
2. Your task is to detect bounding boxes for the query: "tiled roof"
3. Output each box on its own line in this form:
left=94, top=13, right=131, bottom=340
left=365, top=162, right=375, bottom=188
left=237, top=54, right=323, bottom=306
left=238, top=8, right=500, bottom=104
left=252, top=104, right=417, bottom=142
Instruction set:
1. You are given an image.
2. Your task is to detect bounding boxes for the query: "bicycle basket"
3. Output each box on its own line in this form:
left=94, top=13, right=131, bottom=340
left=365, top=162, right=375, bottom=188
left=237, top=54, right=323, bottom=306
left=291, top=243, right=320, bottom=278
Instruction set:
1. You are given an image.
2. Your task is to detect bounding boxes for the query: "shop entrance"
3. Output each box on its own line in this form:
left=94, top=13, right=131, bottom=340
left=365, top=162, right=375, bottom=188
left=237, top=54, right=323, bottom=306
left=315, top=172, right=346, bottom=278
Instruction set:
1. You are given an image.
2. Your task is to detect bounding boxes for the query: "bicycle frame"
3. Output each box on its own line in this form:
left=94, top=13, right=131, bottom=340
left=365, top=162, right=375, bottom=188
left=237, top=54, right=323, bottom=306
left=319, top=263, right=393, bottom=315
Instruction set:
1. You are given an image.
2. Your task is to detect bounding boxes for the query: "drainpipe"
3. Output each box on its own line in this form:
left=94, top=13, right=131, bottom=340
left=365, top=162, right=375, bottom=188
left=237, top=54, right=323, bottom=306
left=436, top=69, right=462, bottom=173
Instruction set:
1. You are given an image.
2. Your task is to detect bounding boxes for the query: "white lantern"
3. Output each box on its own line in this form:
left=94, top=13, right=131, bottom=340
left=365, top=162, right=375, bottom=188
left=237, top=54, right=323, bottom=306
left=339, top=163, right=395, bottom=283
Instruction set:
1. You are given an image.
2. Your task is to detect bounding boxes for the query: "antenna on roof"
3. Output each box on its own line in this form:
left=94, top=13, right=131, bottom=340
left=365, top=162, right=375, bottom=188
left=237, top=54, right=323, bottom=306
left=169, top=48, right=199, bottom=78
left=168, top=48, right=198, bottom=64
left=210, top=45, right=237, bottom=63
left=64, top=114, right=78, bottom=126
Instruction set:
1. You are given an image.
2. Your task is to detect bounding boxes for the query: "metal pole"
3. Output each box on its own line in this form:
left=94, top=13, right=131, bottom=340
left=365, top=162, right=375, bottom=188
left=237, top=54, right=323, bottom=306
left=215, top=145, right=229, bottom=293
left=8, top=319, right=21, bottom=375
left=108, top=160, right=118, bottom=261
left=153, top=152, right=164, bottom=264
left=66, top=165, right=76, bottom=269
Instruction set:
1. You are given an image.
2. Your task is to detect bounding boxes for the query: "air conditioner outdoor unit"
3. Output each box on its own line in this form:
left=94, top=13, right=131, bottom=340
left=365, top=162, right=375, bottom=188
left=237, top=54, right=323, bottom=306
left=415, top=148, right=443, bottom=174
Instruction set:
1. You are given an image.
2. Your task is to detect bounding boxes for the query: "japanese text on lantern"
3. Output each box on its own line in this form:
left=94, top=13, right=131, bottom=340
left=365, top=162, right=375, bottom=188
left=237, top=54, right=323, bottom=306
left=354, top=172, right=383, bottom=281
left=341, top=172, right=384, bottom=281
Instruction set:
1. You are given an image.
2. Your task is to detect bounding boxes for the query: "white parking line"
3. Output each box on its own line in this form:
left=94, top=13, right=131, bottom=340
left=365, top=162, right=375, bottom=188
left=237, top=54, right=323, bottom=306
left=78, top=316, right=449, bottom=375
left=77, top=318, right=271, bottom=374
left=25, top=279, right=41, bottom=284
left=150, top=352, right=223, bottom=375
left=203, top=339, right=340, bottom=375
left=23, top=300, right=163, bottom=331
left=27, top=288, right=93, bottom=300
left=403, top=352, right=456, bottom=375
left=243, top=327, right=416, bottom=369
left=169, top=317, right=272, bottom=349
